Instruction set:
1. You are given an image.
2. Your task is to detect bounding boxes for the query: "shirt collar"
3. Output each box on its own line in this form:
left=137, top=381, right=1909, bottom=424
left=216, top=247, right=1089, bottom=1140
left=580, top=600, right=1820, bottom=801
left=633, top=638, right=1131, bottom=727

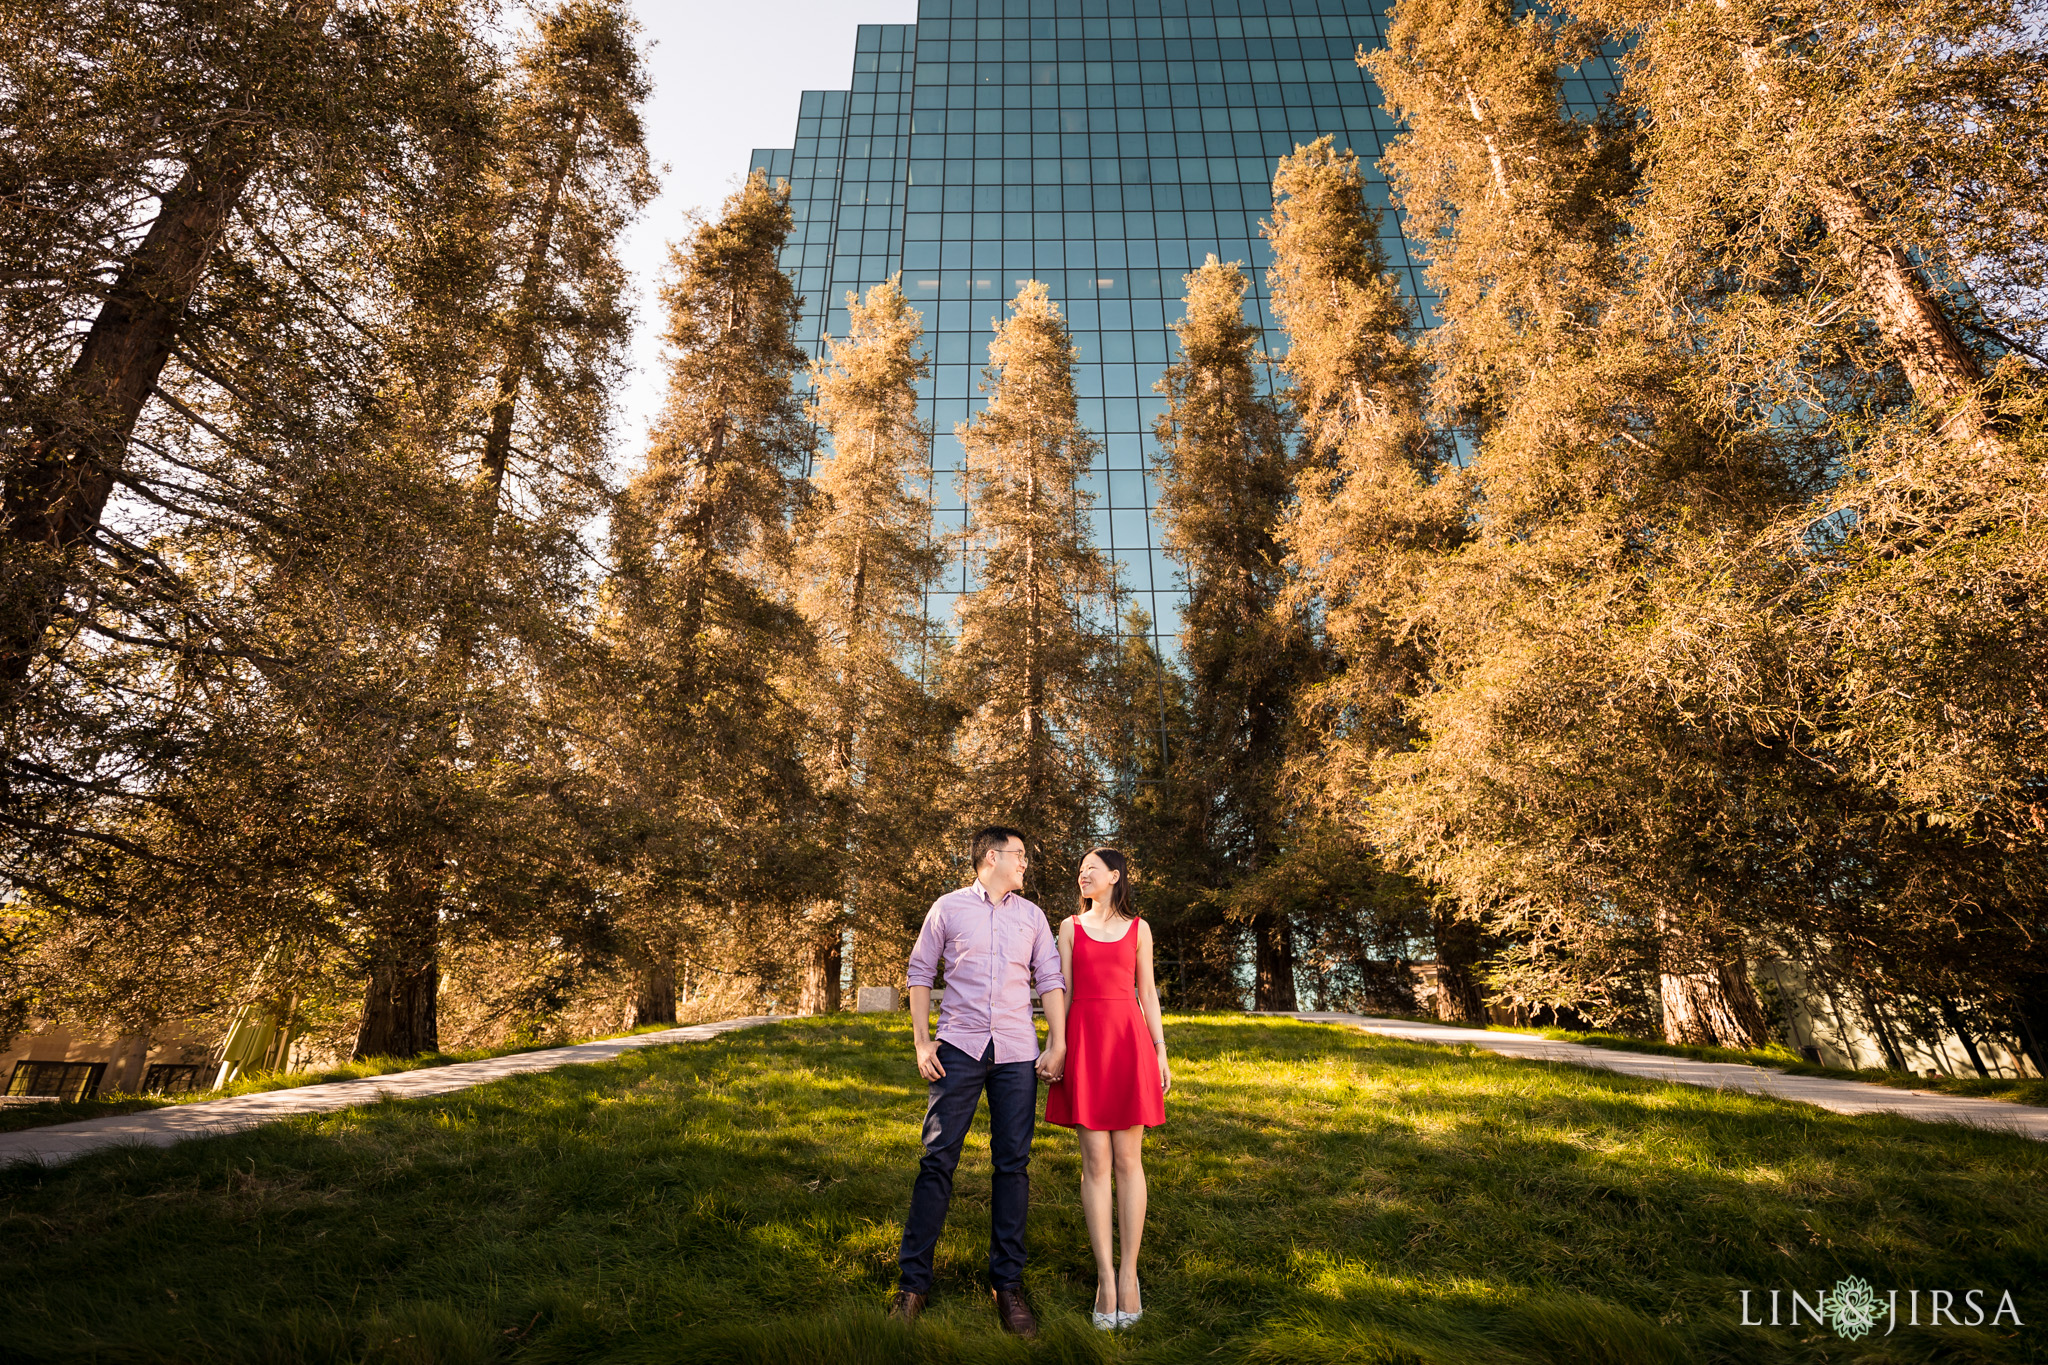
left=970, top=880, right=1011, bottom=906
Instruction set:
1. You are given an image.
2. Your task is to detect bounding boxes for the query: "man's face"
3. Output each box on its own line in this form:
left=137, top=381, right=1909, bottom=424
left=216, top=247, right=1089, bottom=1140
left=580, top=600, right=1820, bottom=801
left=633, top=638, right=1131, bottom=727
left=982, top=839, right=1028, bottom=894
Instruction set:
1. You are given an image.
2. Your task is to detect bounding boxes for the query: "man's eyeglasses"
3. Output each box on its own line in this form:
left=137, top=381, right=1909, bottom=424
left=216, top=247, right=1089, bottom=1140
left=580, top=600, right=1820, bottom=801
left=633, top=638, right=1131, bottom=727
left=990, top=848, right=1029, bottom=864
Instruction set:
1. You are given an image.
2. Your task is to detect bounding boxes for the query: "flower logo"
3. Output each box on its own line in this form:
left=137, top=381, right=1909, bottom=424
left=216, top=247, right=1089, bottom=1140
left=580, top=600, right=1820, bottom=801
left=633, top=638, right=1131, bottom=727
left=1828, top=1276, right=1881, bottom=1340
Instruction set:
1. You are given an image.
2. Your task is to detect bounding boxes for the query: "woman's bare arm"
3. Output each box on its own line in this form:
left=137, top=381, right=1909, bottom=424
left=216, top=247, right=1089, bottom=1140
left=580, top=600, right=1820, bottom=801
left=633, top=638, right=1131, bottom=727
left=1136, top=918, right=1171, bottom=1093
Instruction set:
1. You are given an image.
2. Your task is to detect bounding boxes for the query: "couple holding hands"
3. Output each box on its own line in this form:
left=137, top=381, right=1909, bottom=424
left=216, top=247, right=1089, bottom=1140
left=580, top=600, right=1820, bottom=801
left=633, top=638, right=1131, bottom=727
left=888, top=825, right=1169, bottom=1337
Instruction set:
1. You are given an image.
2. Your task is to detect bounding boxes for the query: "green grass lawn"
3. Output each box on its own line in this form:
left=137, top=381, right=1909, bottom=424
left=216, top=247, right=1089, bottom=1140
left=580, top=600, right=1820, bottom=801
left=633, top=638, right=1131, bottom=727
left=1, top=1016, right=2041, bottom=1364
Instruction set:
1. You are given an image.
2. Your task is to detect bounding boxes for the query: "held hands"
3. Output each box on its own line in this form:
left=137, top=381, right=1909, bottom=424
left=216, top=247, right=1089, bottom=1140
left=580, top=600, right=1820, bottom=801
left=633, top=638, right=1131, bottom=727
left=914, top=1037, right=946, bottom=1082
left=1035, top=1042, right=1066, bottom=1084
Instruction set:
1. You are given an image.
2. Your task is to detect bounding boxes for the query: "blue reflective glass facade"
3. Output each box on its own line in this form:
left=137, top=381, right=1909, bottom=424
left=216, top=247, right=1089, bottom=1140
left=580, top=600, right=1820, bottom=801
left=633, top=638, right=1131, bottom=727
left=749, top=3, right=1617, bottom=653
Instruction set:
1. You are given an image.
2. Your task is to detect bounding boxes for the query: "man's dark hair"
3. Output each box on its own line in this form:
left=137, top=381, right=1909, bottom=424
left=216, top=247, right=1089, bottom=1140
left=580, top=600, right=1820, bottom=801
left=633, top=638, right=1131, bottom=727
left=971, top=825, right=1029, bottom=870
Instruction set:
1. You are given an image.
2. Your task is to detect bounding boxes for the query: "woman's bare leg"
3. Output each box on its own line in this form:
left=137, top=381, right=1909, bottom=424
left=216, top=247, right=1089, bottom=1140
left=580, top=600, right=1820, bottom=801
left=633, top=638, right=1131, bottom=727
left=1078, top=1128, right=1116, bottom=1314
left=1111, top=1125, right=1147, bottom=1314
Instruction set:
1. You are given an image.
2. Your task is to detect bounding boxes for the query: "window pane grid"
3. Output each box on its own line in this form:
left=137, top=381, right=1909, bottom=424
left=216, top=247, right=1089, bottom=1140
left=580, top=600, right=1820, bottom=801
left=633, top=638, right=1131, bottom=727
left=750, top=1, right=1620, bottom=664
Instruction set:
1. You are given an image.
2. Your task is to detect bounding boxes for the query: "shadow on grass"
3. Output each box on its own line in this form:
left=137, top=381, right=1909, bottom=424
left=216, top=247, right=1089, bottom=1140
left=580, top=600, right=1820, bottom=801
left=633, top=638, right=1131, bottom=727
left=1, top=1016, right=2042, bottom=1364
left=1247, top=1275, right=1689, bottom=1365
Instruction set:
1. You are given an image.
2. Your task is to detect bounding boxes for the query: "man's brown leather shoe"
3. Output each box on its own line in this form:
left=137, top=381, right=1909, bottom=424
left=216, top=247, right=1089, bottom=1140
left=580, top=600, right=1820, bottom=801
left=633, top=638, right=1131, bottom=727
left=887, top=1290, right=927, bottom=1323
left=994, top=1287, right=1038, bottom=1338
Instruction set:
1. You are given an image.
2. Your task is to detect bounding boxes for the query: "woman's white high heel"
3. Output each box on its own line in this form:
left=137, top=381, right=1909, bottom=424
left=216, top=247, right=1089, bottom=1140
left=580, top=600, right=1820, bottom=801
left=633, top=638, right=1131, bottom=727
left=1117, top=1310, right=1143, bottom=1329
left=1092, top=1310, right=1118, bottom=1330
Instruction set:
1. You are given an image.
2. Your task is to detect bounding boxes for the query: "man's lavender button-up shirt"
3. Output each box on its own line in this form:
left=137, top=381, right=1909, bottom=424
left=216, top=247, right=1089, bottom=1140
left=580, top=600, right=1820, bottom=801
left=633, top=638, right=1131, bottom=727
left=906, top=881, right=1066, bottom=1065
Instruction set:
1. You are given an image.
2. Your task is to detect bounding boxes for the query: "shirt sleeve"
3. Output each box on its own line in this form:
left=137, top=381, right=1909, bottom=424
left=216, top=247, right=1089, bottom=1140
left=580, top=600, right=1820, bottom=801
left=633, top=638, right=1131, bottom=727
left=905, top=900, right=945, bottom=989
left=1030, top=910, right=1066, bottom=995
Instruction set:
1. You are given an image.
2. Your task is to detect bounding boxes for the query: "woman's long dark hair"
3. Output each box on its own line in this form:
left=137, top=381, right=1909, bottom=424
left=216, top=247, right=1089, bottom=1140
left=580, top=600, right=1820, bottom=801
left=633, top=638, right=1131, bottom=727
left=1079, top=847, right=1136, bottom=919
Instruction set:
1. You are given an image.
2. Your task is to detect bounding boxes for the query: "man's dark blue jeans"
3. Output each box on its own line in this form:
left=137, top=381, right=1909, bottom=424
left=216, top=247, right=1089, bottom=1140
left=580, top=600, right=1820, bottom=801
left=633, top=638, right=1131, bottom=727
left=897, top=1039, right=1037, bottom=1294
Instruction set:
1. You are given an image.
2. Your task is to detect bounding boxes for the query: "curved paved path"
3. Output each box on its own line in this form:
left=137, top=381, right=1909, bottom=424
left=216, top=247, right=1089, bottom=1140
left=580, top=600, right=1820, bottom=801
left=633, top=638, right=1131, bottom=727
left=0, top=1015, right=775, bottom=1169
left=1299, top=1012, right=2048, bottom=1141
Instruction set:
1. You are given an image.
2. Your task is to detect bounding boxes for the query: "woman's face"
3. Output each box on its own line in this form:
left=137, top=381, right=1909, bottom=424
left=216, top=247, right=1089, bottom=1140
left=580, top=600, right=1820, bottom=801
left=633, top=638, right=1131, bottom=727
left=1077, top=853, right=1118, bottom=904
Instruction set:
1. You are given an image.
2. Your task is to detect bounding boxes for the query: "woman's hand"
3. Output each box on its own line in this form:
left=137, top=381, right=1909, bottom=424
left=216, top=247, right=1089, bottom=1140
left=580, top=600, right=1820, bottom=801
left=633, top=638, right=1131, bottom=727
left=1156, top=1042, right=1172, bottom=1095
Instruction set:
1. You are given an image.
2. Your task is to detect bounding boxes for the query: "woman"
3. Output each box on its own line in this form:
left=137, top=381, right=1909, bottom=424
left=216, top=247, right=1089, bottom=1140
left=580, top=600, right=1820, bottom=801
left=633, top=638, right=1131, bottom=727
left=1043, top=847, right=1170, bottom=1330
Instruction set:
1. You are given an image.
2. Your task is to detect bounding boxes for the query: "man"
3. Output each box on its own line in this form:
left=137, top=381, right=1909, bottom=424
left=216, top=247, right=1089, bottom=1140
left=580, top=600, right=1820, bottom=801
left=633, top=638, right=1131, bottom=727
left=888, top=825, right=1068, bottom=1337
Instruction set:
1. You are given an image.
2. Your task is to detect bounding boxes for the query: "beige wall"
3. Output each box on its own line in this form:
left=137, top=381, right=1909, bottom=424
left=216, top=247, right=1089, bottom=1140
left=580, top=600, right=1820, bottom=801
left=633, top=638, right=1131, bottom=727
left=1759, top=957, right=2040, bottom=1079
left=1406, top=957, right=2040, bottom=1080
left=2, top=1022, right=218, bottom=1097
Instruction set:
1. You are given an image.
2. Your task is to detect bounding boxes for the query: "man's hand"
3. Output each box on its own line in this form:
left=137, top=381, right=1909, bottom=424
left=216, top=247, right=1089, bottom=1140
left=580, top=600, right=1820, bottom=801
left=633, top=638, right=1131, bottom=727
left=915, top=1037, right=946, bottom=1082
left=1035, top=1042, right=1066, bottom=1083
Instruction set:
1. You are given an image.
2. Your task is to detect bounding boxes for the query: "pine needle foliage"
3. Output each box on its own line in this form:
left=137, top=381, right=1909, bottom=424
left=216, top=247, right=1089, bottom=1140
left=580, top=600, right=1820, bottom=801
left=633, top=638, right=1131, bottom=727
left=1574, top=0, right=2045, bottom=460
left=1266, top=137, right=1464, bottom=814
left=1355, top=0, right=1791, bottom=1042
left=0, top=0, right=654, bottom=1057
left=1569, top=0, right=2048, bottom=1052
left=1329, top=0, right=2048, bottom=1054
left=950, top=281, right=1115, bottom=898
left=600, top=169, right=825, bottom=1019
left=1259, top=137, right=1476, bottom=1018
left=352, top=0, right=658, bottom=1060
left=793, top=276, right=954, bottom=1012
left=1152, top=254, right=1314, bottom=1008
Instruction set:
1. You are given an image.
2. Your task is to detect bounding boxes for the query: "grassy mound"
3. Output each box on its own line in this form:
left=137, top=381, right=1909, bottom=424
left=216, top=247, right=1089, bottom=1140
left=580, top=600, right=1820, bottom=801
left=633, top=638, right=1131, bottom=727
left=1, top=1016, right=2041, bottom=1363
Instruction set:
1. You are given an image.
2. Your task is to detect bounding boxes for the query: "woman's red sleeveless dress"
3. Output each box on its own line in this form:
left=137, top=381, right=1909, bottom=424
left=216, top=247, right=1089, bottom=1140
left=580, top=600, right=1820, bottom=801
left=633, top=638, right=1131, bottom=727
left=1045, top=918, right=1166, bottom=1130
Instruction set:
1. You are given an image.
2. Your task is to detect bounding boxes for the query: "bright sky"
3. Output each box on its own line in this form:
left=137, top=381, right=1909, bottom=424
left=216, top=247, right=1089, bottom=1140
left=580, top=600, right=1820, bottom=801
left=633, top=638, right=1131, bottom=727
left=614, top=0, right=919, bottom=458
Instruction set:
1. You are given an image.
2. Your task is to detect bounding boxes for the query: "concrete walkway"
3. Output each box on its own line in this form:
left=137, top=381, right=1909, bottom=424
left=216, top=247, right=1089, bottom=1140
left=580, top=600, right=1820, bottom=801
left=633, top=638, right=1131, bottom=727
left=0, top=1015, right=775, bottom=1169
left=1300, top=1012, right=2048, bottom=1141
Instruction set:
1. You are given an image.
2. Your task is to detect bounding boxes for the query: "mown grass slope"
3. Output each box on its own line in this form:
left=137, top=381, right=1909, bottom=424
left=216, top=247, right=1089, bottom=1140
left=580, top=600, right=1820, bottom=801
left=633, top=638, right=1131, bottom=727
left=1, top=1015, right=2041, bottom=1364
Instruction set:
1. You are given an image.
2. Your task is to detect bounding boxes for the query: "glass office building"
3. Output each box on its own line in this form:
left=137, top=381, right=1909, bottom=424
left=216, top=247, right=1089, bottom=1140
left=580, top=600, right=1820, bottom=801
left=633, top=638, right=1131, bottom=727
left=749, top=1, right=1616, bottom=655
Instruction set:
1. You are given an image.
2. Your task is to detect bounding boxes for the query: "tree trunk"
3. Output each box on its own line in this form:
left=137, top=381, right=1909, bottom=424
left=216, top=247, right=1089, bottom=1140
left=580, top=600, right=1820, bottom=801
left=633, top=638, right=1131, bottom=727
left=798, top=923, right=844, bottom=1015
left=1799, top=176, right=2000, bottom=458
left=1935, top=996, right=1989, bottom=1078
left=1461, top=78, right=1514, bottom=204
left=628, top=960, right=677, bottom=1027
left=1252, top=912, right=1297, bottom=1011
left=353, top=906, right=439, bottom=1059
left=1659, top=958, right=1768, bottom=1049
left=1858, top=982, right=1910, bottom=1072
left=1021, top=454, right=1044, bottom=900
left=0, top=0, right=336, bottom=713
left=2010, top=1011, right=2047, bottom=1078
left=478, top=108, right=586, bottom=517
left=2009, top=973, right=2048, bottom=1078
left=1727, top=35, right=1999, bottom=459
left=1424, top=965, right=1481, bottom=1022
left=669, top=409, right=729, bottom=710
left=1429, top=913, right=1486, bottom=1022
